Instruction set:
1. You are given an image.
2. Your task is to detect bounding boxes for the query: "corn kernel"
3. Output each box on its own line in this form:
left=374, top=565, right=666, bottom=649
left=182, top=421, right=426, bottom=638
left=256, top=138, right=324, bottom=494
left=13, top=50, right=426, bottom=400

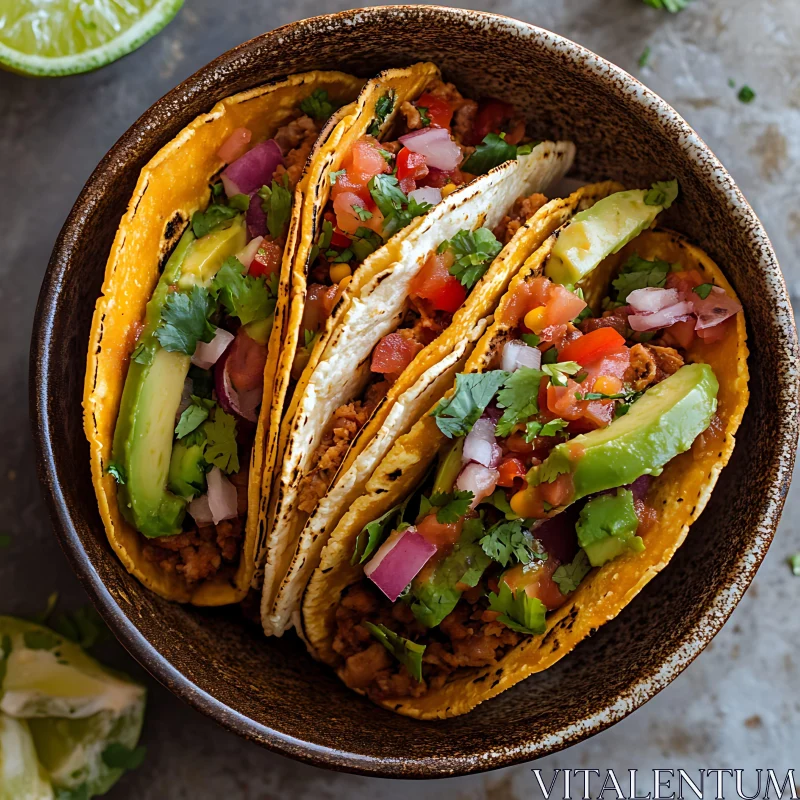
left=510, top=487, right=539, bottom=518
left=523, top=306, right=547, bottom=334
left=440, top=182, right=457, bottom=198
left=593, top=375, right=623, bottom=395
left=329, top=263, right=352, bottom=283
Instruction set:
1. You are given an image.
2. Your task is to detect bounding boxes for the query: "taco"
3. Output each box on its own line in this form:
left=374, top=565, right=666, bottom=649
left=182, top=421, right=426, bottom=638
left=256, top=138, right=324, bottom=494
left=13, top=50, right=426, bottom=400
left=83, top=70, right=365, bottom=605
left=259, top=63, right=575, bottom=634
left=301, top=180, right=749, bottom=717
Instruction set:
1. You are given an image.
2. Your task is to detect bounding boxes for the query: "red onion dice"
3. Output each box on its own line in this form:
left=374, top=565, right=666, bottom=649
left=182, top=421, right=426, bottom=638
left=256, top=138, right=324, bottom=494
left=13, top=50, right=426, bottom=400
left=207, top=467, right=238, bottom=524
left=188, top=493, right=214, bottom=525
left=364, top=526, right=437, bottom=602
left=246, top=192, right=268, bottom=239
left=457, top=462, right=499, bottom=508
left=192, top=327, right=235, bottom=370
left=214, top=344, right=259, bottom=423
left=398, top=127, right=461, bottom=172
left=463, top=417, right=502, bottom=468
left=501, top=339, right=542, bottom=372
left=222, top=139, right=283, bottom=198
left=691, top=287, right=742, bottom=330
left=408, top=186, right=442, bottom=206
left=628, top=301, right=693, bottom=332
left=627, top=287, right=680, bottom=314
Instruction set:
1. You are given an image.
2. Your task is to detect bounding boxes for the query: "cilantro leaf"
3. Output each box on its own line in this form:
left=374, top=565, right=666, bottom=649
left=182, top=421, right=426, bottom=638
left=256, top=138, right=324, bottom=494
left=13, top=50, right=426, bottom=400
left=495, top=367, right=544, bottom=437
left=443, top=228, right=503, bottom=289
left=487, top=582, right=547, bottom=635
left=258, top=176, right=293, bottom=240
left=612, top=254, right=670, bottom=302
left=353, top=205, right=373, bottom=221
left=363, top=622, right=425, bottom=681
left=789, top=554, right=800, bottom=576
left=191, top=203, right=239, bottom=238
left=130, top=341, right=154, bottom=365
left=368, top=174, right=432, bottom=237
left=737, top=85, right=756, bottom=104
left=525, top=418, right=568, bottom=442
left=642, top=0, right=690, bottom=11
left=479, top=519, right=544, bottom=567
left=212, top=257, right=277, bottom=325
left=575, top=388, right=642, bottom=402
left=644, top=179, right=679, bottom=209
left=175, top=396, right=215, bottom=439
left=155, top=285, right=216, bottom=356
left=693, top=283, right=714, bottom=299
left=367, top=92, right=395, bottom=137
left=106, top=462, right=127, bottom=485
left=542, top=360, right=581, bottom=388
left=552, top=550, right=592, bottom=594
left=300, top=88, right=338, bottom=121
left=202, top=407, right=239, bottom=474
left=462, top=133, right=517, bottom=175
left=417, top=105, right=431, bottom=127
left=428, top=490, right=474, bottom=524
left=102, top=742, right=148, bottom=771
left=352, top=503, right=407, bottom=565
left=351, top=226, right=383, bottom=263
left=329, top=169, right=346, bottom=185
left=431, top=370, right=509, bottom=438
left=228, top=193, right=250, bottom=212
left=521, top=332, right=541, bottom=347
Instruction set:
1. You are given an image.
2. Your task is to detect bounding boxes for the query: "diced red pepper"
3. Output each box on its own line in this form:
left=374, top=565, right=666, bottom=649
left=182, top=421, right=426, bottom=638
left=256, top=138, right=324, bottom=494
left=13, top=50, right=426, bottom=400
left=558, top=328, right=627, bottom=366
left=396, top=147, right=429, bottom=195
left=415, top=92, right=454, bottom=130
left=496, top=457, right=527, bottom=488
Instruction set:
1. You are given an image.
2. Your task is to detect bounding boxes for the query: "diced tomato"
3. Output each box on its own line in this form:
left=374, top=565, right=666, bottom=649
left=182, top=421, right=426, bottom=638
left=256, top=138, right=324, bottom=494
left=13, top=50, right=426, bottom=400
left=347, top=136, right=390, bottom=181
left=415, top=92, right=454, bottom=130
left=470, top=99, right=516, bottom=145
left=544, top=284, right=587, bottom=327
left=409, top=251, right=467, bottom=313
left=248, top=238, right=282, bottom=278
left=538, top=472, right=574, bottom=508
left=503, top=432, right=535, bottom=455
left=396, top=147, right=429, bottom=195
left=666, top=269, right=704, bottom=294
left=662, top=318, right=696, bottom=349
left=558, top=327, right=626, bottom=366
left=419, top=166, right=453, bottom=189
left=416, top=512, right=463, bottom=550
left=582, top=400, right=615, bottom=428
left=302, top=283, right=338, bottom=334
left=498, top=276, right=549, bottom=326
left=546, top=380, right=583, bottom=421
left=371, top=333, right=423, bottom=375
left=226, top=328, right=268, bottom=393
left=501, top=559, right=565, bottom=611
left=333, top=191, right=369, bottom=234
left=496, top=457, right=527, bottom=488
left=330, top=228, right=351, bottom=248
left=696, top=319, right=730, bottom=343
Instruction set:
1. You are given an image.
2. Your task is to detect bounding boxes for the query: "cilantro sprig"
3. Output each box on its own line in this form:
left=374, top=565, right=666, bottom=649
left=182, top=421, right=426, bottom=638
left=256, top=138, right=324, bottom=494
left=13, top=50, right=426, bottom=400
left=462, top=133, right=537, bottom=176
left=524, top=418, right=568, bottom=442
left=611, top=254, right=671, bottom=302
left=364, top=622, right=425, bottom=681
left=175, top=396, right=215, bottom=439
left=212, top=257, right=278, bottom=325
left=495, top=367, right=543, bottom=438
left=300, top=88, right=339, bottom=121
left=420, top=490, right=474, bottom=524
left=479, top=520, right=544, bottom=568
left=202, top=407, right=239, bottom=474
left=431, top=371, right=509, bottom=438
left=552, top=550, right=592, bottom=594
left=487, top=582, right=547, bottom=635
left=155, top=285, right=216, bottom=356
left=367, top=92, right=395, bottom=137
left=368, top=174, right=432, bottom=237
left=191, top=203, right=239, bottom=239
left=258, top=176, right=293, bottom=241
left=352, top=501, right=410, bottom=565
left=440, top=228, right=503, bottom=289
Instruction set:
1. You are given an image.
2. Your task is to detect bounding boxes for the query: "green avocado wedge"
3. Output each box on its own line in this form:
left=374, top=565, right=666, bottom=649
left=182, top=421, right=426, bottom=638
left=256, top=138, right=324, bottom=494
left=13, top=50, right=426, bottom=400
left=111, top=217, right=245, bottom=538
left=529, top=363, right=718, bottom=503
left=545, top=181, right=678, bottom=285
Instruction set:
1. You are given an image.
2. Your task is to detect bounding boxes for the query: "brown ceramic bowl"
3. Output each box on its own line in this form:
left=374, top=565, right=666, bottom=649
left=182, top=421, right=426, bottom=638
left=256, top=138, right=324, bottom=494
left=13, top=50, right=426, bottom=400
left=31, top=5, right=798, bottom=777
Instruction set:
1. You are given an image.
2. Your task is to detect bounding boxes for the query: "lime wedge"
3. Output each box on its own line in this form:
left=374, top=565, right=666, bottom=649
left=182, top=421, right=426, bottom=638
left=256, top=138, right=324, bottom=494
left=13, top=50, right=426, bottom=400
left=0, top=713, right=53, bottom=800
left=0, top=0, right=184, bottom=77
left=0, top=618, right=146, bottom=797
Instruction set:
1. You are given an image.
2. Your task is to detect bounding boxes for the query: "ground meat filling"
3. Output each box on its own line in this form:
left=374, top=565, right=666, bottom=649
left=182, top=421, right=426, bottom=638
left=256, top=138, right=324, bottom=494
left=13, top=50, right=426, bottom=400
left=493, top=192, right=549, bottom=244
left=142, top=463, right=249, bottom=584
left=296, top=381, right=390, bottom=513
left=625, top=343, right=685, bottom=391
left=273, top=114, right=324, bottom=189
left=334, top=582, right=523, bottom=701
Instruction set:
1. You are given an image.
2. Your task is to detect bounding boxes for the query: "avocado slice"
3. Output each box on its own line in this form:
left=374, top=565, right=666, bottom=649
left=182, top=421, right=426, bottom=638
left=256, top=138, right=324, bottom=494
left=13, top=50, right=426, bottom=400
left=546, top=181, right=678, bottom=285
left=529, top=362, right=718, bottom=504
left=112, top=217, right=246, bottom=538
left=167, top=440, right=208, bottom=500
left=576, top=488, right=644, bottom=567
left=431, top=439, right=465, bottom=496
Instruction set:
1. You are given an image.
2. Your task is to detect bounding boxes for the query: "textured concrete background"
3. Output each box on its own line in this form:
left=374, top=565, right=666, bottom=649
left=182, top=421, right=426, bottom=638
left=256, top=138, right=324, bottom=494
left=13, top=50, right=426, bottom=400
left=2, top=1, right=798, bottom=797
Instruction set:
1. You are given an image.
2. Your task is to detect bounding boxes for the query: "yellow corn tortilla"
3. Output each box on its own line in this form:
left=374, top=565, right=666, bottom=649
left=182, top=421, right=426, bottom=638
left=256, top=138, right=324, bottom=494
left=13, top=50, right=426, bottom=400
left=83, top=70, right=365, bottom=605
left=301, top=219, right=749, bottom=718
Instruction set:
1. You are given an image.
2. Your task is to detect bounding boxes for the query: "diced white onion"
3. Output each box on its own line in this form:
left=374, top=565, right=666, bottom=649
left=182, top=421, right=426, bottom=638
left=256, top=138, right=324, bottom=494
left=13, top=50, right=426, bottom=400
left=628, top=301, right=693, bottom=332
left=192, top=328, right=235, bottom=370
left=627, top=287, right=680, bottom=314
left=220, top=174, right=241, bottom=200
left=408, top=186, right=442, bottom=206
left=502, top=339, right=542, bottom=372
left=235, top=235, right=264, bottom=271
left=456, top=462, right=499, bottom=508
left=188, top=494, right=214, bottom=526
left=463, top=417, right=502, bottom=468
left=207, top=467, right=238, bottom=524
left=398, top=127, right=462, bottom=171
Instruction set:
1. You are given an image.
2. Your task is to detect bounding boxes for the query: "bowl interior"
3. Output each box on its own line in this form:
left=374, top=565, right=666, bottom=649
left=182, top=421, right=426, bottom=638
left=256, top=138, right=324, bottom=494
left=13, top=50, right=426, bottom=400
left=32, top=6, right=797, bottom=777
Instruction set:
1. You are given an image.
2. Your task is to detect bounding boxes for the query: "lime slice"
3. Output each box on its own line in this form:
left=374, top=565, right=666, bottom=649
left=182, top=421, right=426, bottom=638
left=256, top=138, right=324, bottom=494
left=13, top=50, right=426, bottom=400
left=0, top=0, right=184, bottom=77
left=0, top=713, right=53, bottom=800
left=0, top=618, right=146, bottom=797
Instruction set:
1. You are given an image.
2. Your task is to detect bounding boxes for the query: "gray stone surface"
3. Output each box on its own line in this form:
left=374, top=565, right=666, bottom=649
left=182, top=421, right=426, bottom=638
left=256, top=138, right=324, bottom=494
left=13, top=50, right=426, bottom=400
left=1, top=0, right=797, bottom=797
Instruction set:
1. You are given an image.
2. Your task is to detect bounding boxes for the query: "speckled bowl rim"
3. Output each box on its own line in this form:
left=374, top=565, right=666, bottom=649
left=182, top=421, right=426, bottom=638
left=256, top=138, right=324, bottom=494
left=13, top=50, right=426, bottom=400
left=31, top=5, right=798, bottom=778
